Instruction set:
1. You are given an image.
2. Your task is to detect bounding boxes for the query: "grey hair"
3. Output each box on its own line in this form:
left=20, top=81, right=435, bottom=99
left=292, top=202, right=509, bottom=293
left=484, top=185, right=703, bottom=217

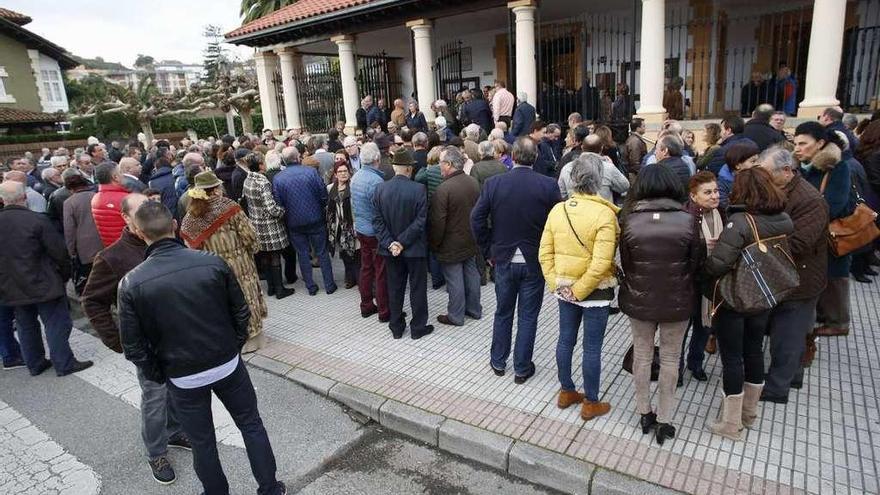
left=442, top=146, right=466, bottom=171
left=488, top=129, right=504, bottom=141
left=842, top=113, right=859, bottom=129
left=478, top=140, right=495, bottom=159
left=49, top=155, right=69, bottom=168
left=412, top=132, right=428, bottom=147
left=265, top=150, right=282, bottom=170
left=517, top=91, right=528, bottom=103
left=360, top=142, right=380, bottom=166
left=759, top=145, right=795, bottom=173
left=659, top=135, right=684, bottom=157
left=511, top=137, right=537, bottom=166
left=281, top=146, right=300, bottom=163
left=41, top=167, right=59, bottom=181
left=570, top=153, right=604, bottom=195
left=465, top=125, right=480, bottom=140
left=0, top=181, right=26, bottom=205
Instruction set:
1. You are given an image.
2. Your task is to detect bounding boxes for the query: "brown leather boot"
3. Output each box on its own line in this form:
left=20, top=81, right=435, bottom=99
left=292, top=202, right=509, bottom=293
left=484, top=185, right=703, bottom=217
left=705, top=335, right=717, bottom=354
left=580, top=400, right=611, bottom=421
left=815, top=326, right=849, bottom=337
left=557, top=390, right=584, bottom=409
left=802, top=331, right=817, bottom=367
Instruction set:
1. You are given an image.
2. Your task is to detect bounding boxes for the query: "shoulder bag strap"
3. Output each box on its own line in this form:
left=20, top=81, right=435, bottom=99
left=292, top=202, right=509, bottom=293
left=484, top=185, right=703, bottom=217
left=819, top=172, right=829, bottom=194
left=563, top=205, right=587, bottom=249
left=744, top=213, right=766, bottom=252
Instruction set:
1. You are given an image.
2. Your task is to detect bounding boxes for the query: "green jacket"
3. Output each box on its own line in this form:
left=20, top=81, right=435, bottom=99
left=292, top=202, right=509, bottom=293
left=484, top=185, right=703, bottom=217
left=415, top=164, right=443, bottom=202
left=469, top=159, right=508, bottom=189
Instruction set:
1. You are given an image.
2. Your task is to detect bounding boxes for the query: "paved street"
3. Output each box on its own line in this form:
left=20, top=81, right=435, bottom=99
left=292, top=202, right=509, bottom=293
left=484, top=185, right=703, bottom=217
left=250, top=258, right=880, bottom=495
left=0, top=329, right=554, bottom=495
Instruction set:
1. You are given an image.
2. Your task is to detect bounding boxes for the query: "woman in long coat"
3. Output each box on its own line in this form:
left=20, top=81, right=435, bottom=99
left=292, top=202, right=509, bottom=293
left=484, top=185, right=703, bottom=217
left=180, top=170, right=268, bottom=353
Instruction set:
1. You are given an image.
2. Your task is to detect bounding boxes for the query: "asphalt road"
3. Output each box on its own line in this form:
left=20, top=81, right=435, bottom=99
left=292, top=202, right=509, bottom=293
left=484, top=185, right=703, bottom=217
left=0, top=329, right=555, bottom=495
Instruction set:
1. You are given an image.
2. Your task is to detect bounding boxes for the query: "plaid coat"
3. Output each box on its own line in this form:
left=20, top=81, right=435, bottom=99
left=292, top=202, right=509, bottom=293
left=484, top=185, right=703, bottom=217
left=243, top=171, right=289, bottom=252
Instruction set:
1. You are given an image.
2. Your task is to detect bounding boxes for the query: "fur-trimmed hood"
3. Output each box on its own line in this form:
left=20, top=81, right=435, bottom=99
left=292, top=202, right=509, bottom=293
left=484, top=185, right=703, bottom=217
left=809, top=143, right=842, bottom=171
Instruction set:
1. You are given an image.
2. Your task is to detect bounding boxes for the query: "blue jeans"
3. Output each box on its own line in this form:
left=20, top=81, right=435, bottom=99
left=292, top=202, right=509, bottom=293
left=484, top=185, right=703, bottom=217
left=13, top=296, right=75, bottom=375
left=557, top=301, right=609, bottom=402
left=490, top=262, right=545, bottom=376
left=167, top=360, right=282, bottom=495
left=289, top=223, right=336, bottom=293
left=0, top=305, right=22, bottom=365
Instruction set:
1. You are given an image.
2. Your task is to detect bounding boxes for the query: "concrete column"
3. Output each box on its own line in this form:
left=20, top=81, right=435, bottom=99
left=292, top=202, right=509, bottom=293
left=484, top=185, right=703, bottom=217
left=636, top=0, right=666, bottom=123
left=332, top=34, right=360, bottom=134
left=277, top=47, right=303, bottom=131
left=798, top=0, right=847, bottom=117
left=254, top=50, right=282, bottom=132
left=508, top=1, right=537, bottom=110
left=406, top=19, right=438, bottom=123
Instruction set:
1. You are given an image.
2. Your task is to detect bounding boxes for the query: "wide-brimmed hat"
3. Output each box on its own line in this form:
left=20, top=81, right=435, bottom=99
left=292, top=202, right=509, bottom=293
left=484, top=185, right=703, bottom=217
left=192, top=170, right=223, bottom=190
left=391, top=148, right=415, bottom=166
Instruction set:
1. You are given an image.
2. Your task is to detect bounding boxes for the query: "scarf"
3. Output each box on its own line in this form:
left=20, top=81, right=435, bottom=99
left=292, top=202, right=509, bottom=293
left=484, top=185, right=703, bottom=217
left=179, top=195, right=241, bottom=249
left=700, top=208, right=723, bottom=326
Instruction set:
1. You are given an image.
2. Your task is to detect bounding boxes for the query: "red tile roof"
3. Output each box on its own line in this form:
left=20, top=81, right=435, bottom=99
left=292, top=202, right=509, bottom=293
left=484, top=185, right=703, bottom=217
left=0, top=7, right=31, bottom=26
left=0, top=108, right=59, bottom=125
left=226, top=0, right=377, bottom=39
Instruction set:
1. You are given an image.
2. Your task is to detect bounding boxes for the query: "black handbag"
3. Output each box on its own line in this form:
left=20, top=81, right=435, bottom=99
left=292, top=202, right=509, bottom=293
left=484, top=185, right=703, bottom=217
left=622, top=344, right=660, bottom=381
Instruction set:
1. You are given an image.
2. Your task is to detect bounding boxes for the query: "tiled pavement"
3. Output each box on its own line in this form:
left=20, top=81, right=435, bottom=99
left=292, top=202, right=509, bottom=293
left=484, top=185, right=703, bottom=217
left=255, top=259, right=880, bottom=495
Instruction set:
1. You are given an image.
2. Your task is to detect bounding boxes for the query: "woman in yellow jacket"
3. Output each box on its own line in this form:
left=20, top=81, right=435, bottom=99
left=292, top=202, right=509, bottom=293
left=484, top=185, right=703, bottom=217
left=539, top=153, right=620, bottom=421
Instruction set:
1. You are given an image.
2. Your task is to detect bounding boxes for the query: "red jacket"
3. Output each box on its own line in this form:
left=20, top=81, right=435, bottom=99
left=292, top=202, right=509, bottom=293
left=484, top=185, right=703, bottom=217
left=91, top=183, right=129, bottom=247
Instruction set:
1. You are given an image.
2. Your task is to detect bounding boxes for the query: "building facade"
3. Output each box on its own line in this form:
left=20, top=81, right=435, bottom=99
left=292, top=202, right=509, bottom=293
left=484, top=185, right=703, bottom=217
left=225, top=0, right=880, bottom=133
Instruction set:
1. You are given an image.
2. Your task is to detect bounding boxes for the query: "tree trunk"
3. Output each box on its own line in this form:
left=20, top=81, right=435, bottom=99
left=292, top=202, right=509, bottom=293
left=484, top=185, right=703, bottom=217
left=140, top=120, right=155, bottom=144
left=225, top=110, right=236, bottom=136
left=240, top=109, right=253, bottom=135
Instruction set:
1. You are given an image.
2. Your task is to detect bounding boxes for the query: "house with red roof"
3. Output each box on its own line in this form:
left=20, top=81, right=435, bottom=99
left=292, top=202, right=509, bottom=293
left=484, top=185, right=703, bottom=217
left=225, top=0, right=880, bottom=135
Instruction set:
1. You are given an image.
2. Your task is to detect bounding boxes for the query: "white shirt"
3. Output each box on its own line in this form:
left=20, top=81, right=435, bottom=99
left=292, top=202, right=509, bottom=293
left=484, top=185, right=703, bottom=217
left=169, top=355, right=239, bottom=389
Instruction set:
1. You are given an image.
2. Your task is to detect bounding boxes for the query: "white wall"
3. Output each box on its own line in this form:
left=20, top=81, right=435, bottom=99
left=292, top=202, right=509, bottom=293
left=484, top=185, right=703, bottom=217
left=27, top=50, right=68, bottom=113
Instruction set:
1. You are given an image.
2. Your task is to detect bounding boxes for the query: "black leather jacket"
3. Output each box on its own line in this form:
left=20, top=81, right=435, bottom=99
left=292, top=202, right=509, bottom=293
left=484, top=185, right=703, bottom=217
left=118, top=238, right=250, bottom=383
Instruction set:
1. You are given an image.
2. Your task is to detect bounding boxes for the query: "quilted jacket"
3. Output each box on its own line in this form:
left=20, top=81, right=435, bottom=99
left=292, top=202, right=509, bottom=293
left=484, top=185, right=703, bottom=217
left=91, top=183, right=129, bottom=246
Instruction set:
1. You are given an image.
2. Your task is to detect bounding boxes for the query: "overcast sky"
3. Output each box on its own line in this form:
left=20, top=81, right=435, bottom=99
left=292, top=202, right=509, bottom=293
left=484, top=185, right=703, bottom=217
left=6, top=0, right=255, bottom=67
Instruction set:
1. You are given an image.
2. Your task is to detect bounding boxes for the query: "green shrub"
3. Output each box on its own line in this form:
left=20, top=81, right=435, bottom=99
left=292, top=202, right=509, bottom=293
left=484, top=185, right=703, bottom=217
left=71, top=113, right=266, bottom=139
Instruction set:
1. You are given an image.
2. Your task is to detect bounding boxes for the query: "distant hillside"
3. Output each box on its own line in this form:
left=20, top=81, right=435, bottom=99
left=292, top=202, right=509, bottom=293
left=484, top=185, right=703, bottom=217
left=73, top=55, right=130, bottom=71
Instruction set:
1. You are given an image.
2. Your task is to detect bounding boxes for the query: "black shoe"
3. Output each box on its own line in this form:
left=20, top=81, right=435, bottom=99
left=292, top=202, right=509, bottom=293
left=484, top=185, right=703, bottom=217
left=29, top=360, right=52, bottom=376
left=411, top=325, right=434, bottom=340
left=168, top=434, right=192, bottom=451
left=436, top=315, right=461, bottom=326
left=691, top=369, right=708, bottom=381
left=391, top=330, right=404, bottom=339
left=853, top=274, right=873, bottom=284
left=759, top=390, right=788, bottom=404
left=149, top=456, right=176, bottom=485
left=676, top=374, right=684, bottom=388
left=865, top=267, right=879, bottom=276
left=609, top=306, right=620, bottom=315
left=361, top=306, right=379, bottom=318
left=514, top=363, right=536, bottom=384
left=270, top=266, right=294, bottom=299
left=326, top=285, right=338, bottom=295
left=432, top=282, right=445, bottom=290
left=3, top=358, right=25, bottom=371
left=278, top=481, right=287, bottom=495
left=491, top=364, right=505, bottom=376
left=308, top=287, right=319, bottom=296
left=790, top=378, right=803, bottom=389
left=655, top=423, right=676, bottom=445
left=640, top=412, right=657, bottom=434
left=57, top=360, right=93, bottom=377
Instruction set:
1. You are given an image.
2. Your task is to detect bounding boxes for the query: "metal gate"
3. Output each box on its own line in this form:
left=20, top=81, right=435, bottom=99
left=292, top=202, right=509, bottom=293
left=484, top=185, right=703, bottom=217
left=839, top=0, right=880, bottom=112
left=435, top=41, right=464, bottom=114
left=293, top=56, right=344, bottom=133
left=272, top=67, right=287, bottom=129
left=357, top=53, right=403, bottom=105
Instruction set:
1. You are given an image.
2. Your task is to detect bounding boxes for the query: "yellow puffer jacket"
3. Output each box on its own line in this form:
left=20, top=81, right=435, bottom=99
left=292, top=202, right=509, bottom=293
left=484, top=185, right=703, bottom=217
left=539, top=193, right=620, bottom=301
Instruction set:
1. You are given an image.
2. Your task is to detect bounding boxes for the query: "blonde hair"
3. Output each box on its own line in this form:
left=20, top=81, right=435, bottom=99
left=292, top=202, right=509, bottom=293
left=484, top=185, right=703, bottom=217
left=427, top=145, right=444, bottom=165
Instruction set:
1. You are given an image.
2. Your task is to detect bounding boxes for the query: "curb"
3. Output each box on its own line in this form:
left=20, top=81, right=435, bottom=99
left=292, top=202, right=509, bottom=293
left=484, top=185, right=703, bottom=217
left=256, top=353, right=685, bottom=495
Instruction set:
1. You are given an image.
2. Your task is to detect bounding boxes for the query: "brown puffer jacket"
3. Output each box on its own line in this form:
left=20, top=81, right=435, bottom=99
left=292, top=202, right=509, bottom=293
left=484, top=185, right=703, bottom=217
left=783, top=174, right=829, bottom=300
left=619, top=198, right=705, bottom=322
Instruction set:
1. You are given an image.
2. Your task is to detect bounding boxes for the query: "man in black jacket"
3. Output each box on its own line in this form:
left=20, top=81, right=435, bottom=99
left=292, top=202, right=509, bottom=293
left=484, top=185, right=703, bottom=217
left=742, top=104, right=785, bottom=152
left=118, top=201, right=285, bottom=495
left=0, top=181, right=92, bottom=377
left=82, top=193, right=190, bottom=485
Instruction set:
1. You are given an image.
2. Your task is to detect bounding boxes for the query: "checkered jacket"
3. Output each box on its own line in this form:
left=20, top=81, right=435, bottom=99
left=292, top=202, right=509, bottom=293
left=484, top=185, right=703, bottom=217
left=243, top=172, right=289, bottom=252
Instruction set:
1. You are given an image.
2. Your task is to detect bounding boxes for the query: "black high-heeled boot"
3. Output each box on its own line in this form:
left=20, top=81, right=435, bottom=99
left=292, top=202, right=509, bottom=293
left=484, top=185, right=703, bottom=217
left=640, top=412, right=657, bottom=434
left=655, top=423, right=676, bottom=445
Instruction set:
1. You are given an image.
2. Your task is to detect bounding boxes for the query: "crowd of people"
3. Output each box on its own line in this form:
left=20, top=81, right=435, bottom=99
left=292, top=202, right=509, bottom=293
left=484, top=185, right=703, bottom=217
left=2, top=81, right=880, bottom=492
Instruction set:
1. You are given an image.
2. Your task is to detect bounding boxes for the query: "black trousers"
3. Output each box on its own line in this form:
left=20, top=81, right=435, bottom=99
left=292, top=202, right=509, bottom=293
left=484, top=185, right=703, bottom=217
left=167, top=360, right=282, bottom=495
left=765, top=297, right=818, bottom=396
left=714, top=307, right=769, bottom=395
left=385, top=256, right=428, bottom=337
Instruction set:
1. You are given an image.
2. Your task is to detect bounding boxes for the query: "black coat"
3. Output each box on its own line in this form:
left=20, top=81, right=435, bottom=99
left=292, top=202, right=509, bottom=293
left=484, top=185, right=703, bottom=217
left=657, top=156, right=692, bottom=192
left=372, top=175, right=428, bottom=258
left=743, top=119, right=784, bottom=152
left=0, top=205, right=70, bottom=306
left=511, top=101, right=536, bottom=137
left=461, top=99, right=493, bottom=133
left=620, top=199, right=703, bottom=322
left=118, top=238, right=250, bottom=383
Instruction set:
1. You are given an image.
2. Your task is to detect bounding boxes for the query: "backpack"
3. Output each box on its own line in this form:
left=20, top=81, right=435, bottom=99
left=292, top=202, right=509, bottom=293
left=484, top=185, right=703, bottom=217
left=712, top=213, right=799, bottom=315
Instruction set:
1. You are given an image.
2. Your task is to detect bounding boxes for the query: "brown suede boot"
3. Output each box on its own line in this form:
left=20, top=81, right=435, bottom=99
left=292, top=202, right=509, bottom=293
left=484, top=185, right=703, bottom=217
left=705, top=335, right=717, bottom=354
left=580, top=400, right=611, bottom=421
left=557, top=390, right=584, bottom=409
left=709, top=392, right=744, bottom=441
left=815, top=325, right=849, bottom=337
left=802, top=331, right=817, bottom=367
left=741, top=382, right=763, bottom=428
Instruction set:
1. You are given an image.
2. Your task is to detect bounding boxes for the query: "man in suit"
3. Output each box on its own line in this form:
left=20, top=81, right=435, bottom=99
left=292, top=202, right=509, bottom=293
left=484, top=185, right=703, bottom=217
left=372, top=149, right=434, bottom=340
left=511, top=91, right=536, bottom=138
left=471, top=137, right=561, bottom=384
